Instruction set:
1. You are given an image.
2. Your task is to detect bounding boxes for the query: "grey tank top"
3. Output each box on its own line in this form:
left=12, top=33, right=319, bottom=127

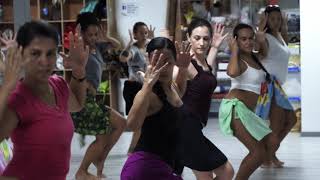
left=127, top=44, right=147, bottom=81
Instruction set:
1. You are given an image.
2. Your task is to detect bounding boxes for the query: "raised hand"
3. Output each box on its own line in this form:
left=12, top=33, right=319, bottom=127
left=147, top=25, right=155, bottom=39
left=228, top=36, right=238, bottom=54
left=175, top=41, right=194, bottom=69
left=256, top=13, right=268, bottom=44
left=211, top=23, right=228, bottom=49
left=0, top=32, right=17, bottom=50
left=98, top=24, right=108, bottom=42
left=66, top=25, right=89, bottom=77
left=142, top=50, right=169, bottom=88
left=2, top=46, right=28, bottom=91
left=258, top=13, right=268, bottom=31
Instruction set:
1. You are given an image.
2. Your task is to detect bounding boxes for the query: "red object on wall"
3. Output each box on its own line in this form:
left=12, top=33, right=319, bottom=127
left=63, top=22, right=77, bottom=50
left=268, top=0, right=278, bottom=5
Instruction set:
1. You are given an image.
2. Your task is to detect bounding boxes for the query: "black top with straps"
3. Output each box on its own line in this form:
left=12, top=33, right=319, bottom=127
left=134, top=82, right=182, bottom=167
left=182, top=59, right=217, bottom=126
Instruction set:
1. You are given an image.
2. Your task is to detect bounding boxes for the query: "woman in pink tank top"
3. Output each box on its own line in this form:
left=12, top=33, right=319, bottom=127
left=0, top=21, right=89, bottom=180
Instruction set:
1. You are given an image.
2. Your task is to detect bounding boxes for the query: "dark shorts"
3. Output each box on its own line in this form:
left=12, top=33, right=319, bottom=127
left=71, top=93, right=112, bottom=135
left=174, top=110, right=228, bottom=174
left=123, top=80, right=142, bottom=115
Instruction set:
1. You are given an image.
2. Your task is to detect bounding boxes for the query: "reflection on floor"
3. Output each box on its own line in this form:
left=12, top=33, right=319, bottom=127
left=68, top=117, right=320, bottom=180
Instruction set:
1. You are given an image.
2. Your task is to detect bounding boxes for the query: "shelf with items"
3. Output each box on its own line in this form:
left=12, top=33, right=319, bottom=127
left=30, top=0, right=112, bottom=107
left=0, top=0, right=13, bottom=23
left=30, top=0, right=108, bottom=53
left=0, top=0, right=14, bottom=42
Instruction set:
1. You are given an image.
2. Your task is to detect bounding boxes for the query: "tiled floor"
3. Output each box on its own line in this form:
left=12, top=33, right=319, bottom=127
left=67, top=117, right=320, bottom=180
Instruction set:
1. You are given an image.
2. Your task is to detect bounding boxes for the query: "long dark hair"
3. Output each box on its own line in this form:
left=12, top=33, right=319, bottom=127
left=233, top=23, right=271, bottom=81
left=146, top=37, right=177, bottom=61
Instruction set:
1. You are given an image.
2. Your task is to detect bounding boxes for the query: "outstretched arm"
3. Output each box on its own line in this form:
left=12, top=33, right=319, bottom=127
left=65, top=26, right=89, bottom=112
left=0, top=46, right=25, bottom=142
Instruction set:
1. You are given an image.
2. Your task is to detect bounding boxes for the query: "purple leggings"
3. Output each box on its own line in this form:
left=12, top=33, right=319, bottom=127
left=121, top=151, right=183, bottom=180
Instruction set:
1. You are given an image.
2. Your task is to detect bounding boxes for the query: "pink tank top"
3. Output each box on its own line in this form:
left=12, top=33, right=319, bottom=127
left=2, top=75, right=74, bottom=180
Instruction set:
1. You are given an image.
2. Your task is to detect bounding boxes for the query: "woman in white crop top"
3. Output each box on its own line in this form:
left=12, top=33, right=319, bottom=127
left=218, top=23, right=278, bottom=180
left=257, top=5, right=297, bottom=168
left=230, top=59, right=266, bottom=95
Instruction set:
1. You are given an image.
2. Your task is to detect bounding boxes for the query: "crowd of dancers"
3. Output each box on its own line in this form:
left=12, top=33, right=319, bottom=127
left=0, top=4, right=296, bottom=180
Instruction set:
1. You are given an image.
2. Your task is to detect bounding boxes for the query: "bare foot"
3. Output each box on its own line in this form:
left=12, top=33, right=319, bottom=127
left=271, top=160, right=284, bottom=168
left=261, top=161, right=283, bottom=168
left=75, top=170, right=100, bottom=180
left=260, top=162, right=273, bottom=168
left=273, top=156, right=285, bottom=165
left=98, top=174, right=107, bottom=179
left=93, top=160, right=106, bottom=178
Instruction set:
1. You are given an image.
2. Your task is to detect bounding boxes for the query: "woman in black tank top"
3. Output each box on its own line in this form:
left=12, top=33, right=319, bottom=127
left=121, top=37, right=185, bottom=180
left=174, top=18, right=234, bottom=179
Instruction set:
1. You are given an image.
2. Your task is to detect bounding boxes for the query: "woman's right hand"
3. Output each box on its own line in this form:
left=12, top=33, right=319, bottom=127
left=256, top=13, right=268, bottom=44
left=140, top=51, right=169, bottom=91
left=0, top=32, right=17, bottom=50
left=228, top=37, right=238, bottom=54
left=175, top=41, right=194, bottom=69
left=2, top=46, right=27, bottom=91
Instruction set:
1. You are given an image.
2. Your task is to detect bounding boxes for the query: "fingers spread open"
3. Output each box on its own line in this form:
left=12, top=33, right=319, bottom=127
left=150, top=50, right=160, bottom=67
left=153, top=53, right=165, bottom=71
left=157, top=62, right=169, bottom=74
left=186, top=43, right=192, bottom=53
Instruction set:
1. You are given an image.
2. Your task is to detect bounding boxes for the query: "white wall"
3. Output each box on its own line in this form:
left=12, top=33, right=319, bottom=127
left=115, top=0, right=168, bottom=114
left=300, top=1, right=320, bottom=135
left=115, top=0, right=168, bottom=45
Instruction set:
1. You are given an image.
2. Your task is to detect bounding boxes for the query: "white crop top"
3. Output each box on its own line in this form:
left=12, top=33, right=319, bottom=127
left=262, top=34, right=290, bottom=84
left=230, top=60, right=266, bottom=94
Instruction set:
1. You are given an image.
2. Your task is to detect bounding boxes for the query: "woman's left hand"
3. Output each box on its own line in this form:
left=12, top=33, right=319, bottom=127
left=175, top=41, right=193, bottom=69
left=66, top=25, right=89, bottom=77
left=211, top=23, right=228, bottom=49
left=98, top=23, right=111, bottom=43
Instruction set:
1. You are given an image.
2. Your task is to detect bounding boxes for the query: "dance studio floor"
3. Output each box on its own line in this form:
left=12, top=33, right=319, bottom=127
left=68, top=117, right=320, bottom=180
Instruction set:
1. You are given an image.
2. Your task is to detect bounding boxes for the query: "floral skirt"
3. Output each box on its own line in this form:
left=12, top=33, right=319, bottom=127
left=71, top=93, right=112, bottom=136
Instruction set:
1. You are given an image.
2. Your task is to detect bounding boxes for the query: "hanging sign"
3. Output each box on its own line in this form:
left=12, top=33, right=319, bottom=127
left=121, top=1, right=139, bottom=17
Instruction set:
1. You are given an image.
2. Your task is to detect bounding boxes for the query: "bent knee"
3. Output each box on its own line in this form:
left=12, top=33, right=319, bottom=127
left=111, top=115, right=127, bottom=131
left=222, top=161, right=235, bottom=178
left=252, top=145, right=267, bottom=161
